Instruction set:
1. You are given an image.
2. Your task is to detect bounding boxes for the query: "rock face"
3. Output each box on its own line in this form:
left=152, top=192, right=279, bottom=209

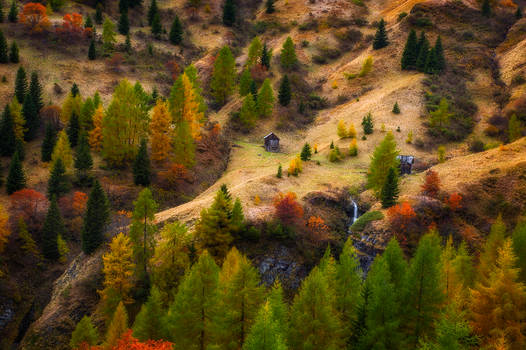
left=256, top=246, right=307, bottom=291
left=20, top=251, right=104, bottom=350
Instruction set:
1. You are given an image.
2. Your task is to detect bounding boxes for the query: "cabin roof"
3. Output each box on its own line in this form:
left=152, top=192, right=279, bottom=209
left=264, top=132, right=279, bottom=140
left=397, top=155, right=414, bottom=164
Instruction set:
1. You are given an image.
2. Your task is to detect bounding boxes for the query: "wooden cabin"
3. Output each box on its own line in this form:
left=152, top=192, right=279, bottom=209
left=397, top=155, right=414, bottom=175
left=264, top=132, right=280, bottom=152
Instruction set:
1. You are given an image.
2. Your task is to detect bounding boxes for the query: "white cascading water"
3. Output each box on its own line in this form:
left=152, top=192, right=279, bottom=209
left=351, top=199, right=358, bottom=224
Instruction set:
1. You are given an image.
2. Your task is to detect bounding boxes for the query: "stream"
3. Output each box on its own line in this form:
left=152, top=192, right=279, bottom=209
left=348, top=198, right=377, bottom=274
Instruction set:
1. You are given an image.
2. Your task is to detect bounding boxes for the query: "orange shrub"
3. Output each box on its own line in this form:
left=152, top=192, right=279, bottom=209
left=446, top=192, right=462, bottom=211
left=305, top=216, right=332, bottom=246
left=274, top=192, right=304, bottom=226
left=387, top=201, right=417, bottom=244
left=157, top=163, right=189, bottom=189
left=58, top=13, right=92, bottom=38
left=421, top=170, right=441, bottom=199
left=19, top=3, right=51, bottom=33
left=9, top=189, right=48, bottom=230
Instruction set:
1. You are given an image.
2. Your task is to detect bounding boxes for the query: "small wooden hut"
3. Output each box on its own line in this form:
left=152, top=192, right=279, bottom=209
left=397, top=155, right=414, bottom=175
left=264, top=132, right=280, bottom=152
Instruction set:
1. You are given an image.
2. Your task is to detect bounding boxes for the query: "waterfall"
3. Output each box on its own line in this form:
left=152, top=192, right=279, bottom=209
left=351, top=199, right=358, bottom=224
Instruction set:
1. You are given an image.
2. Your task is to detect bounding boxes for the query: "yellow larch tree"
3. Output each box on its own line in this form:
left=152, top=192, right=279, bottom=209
left=89, top=106, right=104, bottom=151
left=181, top=73, right=203, bottom=140
left=51, top=130, right=73, bottom=170
left=10, top=98, right=26, bottom=140
left=0, top=204, right=11, bottom=254
left=149, top=100, right=172, bottom=163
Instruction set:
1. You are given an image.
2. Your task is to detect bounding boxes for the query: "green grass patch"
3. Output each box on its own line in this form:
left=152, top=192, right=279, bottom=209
left=350, top=210, right=384, bottom=231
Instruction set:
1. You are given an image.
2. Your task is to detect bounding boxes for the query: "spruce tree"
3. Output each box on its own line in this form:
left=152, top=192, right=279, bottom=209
left=151, top=13, right=162, bottom=39
left=14, top=66, right=27, bottom=103
left=41, top=123, right=57, bottom=162
left=169, top=15, right=183, bottom=45
left=95, top=4, right=103, bottom=24
left=280, top=36, right=297, bottom=69
left=300, top=142, right=312, bottom=161
left=132, top=286, right=164, bottom=341
left=119, top=0, right=129, bottom=13
left=401, top=29, right=418, bottom=70
left=482, top=0, right=491, bottom=17
left=277, top=164, right=282, bottom=178
left=261, top=43, right=271, bottom=70
left=392, top=102, right=400, bottom=114
left=9, top=40, right=18, bottom=63
left=278, top=75, right=291, bottom=106
left=67, top=112, right=80, bottom=148
left=147, top=0, right=158, bottom=26
left=88, top=40, right=96, bottom=60
left=239, top=68, right=253, bottom=96
left=22, top=92, right=38, bottom=141
left=41, top=196, right=64, bottom=260
left=7, top=0, right=17, bottom=23
left=222, top=0, right=236, bottom=27
left=47, top=158, right=70, bottom=199
left=0, top=105, right=16, bottom=157
left=81, top=179, right=110, bottom=254
left=249, top=79, right=258, bottom=99
left=381, top=167, right=399, bottom=208
left=433, top=36, right=445, bottom=73
left=361, top=112, right=374, bottom=134
left=0, top=30, right=7, bottom=63
left=70, top=316, right=99, bottom=349
left=372, top=18, right=389, bottom=49
left=416, top=32, right=429, bottom=72
left=14, top=137, right=24, bottom=161
left=265, top=0, right=275, bottom=14
left=84, top=14, right=93, bottom=28
left=29, top=71, right=43, bottom=113
left=118, top=10, right=130, bottom=35
left=6, top=150, right=25, bottom=194
left=125, top=33, right=132, bottom=53
left=133, top=138, right=151, bottom=186
left=74, top=131, right=93, bottom=185
left=516, top=7, right=523, bottom=19
left=71, top=82, right=80, bottom=97
left=424, top=46, right=438, bottom=74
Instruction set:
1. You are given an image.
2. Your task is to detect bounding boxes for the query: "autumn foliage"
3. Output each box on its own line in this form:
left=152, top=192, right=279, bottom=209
left=9, top=189, right=48, bottom=230
left=421, top=170, right=441, bottom=199
left=0, top=204, right=10, bottom=254
left=274, top=192, right=304, bottom=226
left=446, top=192, right=462, bottom=211
left=388, top=201, right=417, bottom=245
left=58, top=13, right=92, bottom=38
left=78, top=330, right=173, bottom=350
left=157, top=163, right=190, bottom=189
left=304, top=216, right=332, bottom=246
left=19, top=3, right=51, bottom=33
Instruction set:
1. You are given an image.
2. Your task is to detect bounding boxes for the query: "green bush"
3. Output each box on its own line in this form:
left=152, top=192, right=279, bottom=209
left=350, top=210, right=384, bottom=231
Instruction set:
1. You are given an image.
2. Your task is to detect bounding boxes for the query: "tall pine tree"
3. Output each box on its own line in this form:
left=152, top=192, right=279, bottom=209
left=401, top=29, right=418, bottom=70
left=47, top=158, right=70, bottom=199
left=211, top=46, right=236, bottom=106
left=133, top=138, right=151, bottom=186
left=372, top=18, right=389, bottom=49
left=6, top=150, right=25, bottom=195
left=74, top=131, right=93, bottom=185
left=0, top=30, right=7, bottom=63
left=381, top=167, right=399, bottom=208
left=41, top=196, right=64, bottom=261
left=81, top=179, right=110, bottom=254
left=169, top=15, right=183, bottom=45
left=0, top=105, right=16, bottom=157
left=14, top=66, right=27, bottom=104
left=278, top=75, right=291, bottom=106
left=222, top=0, right=236, bottom=26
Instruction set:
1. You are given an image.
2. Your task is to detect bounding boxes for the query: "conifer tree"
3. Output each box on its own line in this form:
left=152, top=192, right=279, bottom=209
left=133, top=138, right=151, bottom=186
left=249, top=79, right=258, bottom=99
left=381, top=167, right=399, bottom=208
left=361, top=256, right=404, bottom=349
left=512, top=221, right=526, bottom=283
left=392, top=102, right=401, bottom=114
left=350, top=281, right=371, bottom=345
left=425, top=47, right=438, bottom=74
left=7, top=0, right=16, bottom=23
left=67, top=112, right=80, bottom=148
left=508, top=113, right=522, bottom=142
left=41, top=196, right=64, bottom=260
left=516, top=6, right=523, bottom=19
left=0, top=30, right=7, bottom=63
left=22, top=94, right=38, bottom=141
left=195, top=189, right=234, bottom=260
left=243, top=301, right=286, bottom=350
left=13, top=137, right=24, bottom=161
left=80, top=98, right=95, bottom=131
left=278, top=75, right=291, bottom=106
left=89, top=106, right=103, bottom=151
left=382, top=238, right=408, bottom=293
left=95, top=4, right=103, bottom=24
left=173, top=120, right=195, bottom=167
left=401, top=29, right=418, bottom=70
left=105, top=301, right=128, bottom=348
left=133, top=286, right=164, bottom=341
left=289, top=267, right=343, bottom=349
left=40, top=124, right=56, bottom=163
left=261, top=43, right=272, bottom=70
left=372, top=18, right=389, bottom=49
left=74, top=131, right=93, bottom=185
left=238, top=94, right=258, bottom=130
left=0, top=1, right=4, bottom=24
left=216, top=251, right=265, bottom=348
left=247, top=36, right=263, bottom=67
left=0, top=105, right=16, bottom=157
left=280, top=36, right=297, bottom=69
left=29, top=71, right=43, bottom=113
left=124, top=33, right=132, bottom=53
left=277, top=164, right=282, bottom=178
left=119, top=0, right=129, bottom=13
left=434, top=36, right=445, bottom=73
left=168, top=70, right=205, bottom=133
left=102, top=18, right=117, bottom=52
left=15, top=66, right=27, bottom=104
left=239, top=68, right=253, bottom=96
left=361, top=112, right=374, bottom=134
left=265, top=0, right=275, bottom=14
left=84, top=14, right=93, bottom=28
left=403, top=231, right=444, bottom=346
left=482, top=0, right=491, bottom=17
left=169, top=15, right=183, bottom=45
left=416, top=32, right=430, bottom=72
left=164, top=251, right=220, bottom=348
left=147, top=0, right=158, bottom=26
left=470, top=240, right=526, bottom=349
left=150, top=100, right=172, bottom=163
left=478, top=214, right=506, bottom=282
left=367, top=131, right=398, bottom=194
left=51, top=130, right=73, bottom=170
left=151, top=13, right=162, bottom=39
left=47, top=158, right=70, bottom=199
left=70, top=83, right=80, bottom=97
left=88, top=40, right=96, bottom=60
left=70, top=316, right=99, bottom=349
left=6, top=151, right=25, bottom=194
left=211, top=46, right=236, bottom=106
left=222, top=0, right=236, bottom=26
left=257, top=78, right=275, bottom=117
left=300, top=142, right=312, bottom=161
left=336, top=239, right=363, bottom=344
left=81, top=179, right=110, bottom=254
left=118, top=9, right=130, bottom=35
left=9, top=41, right=18, bottom=63
left=129, top=188, right=158, bottom=275
left=230, top=198, right=245, bottom=236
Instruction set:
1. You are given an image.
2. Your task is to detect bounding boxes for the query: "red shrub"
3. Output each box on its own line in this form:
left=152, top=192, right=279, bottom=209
left=107, top=53, right=124, bottom=72
left=57, top=13, right=92, bottom=39
left=446, top=192, right=462, bottom=211
left=421, top=170, right=441, bottom=199
left=388, top=201, right=418, bottom=246
left=9, top=189, right=48, bottom=231
left=19, top=3, right=51, bottom=33
left=274, top=192, right=304, bottom=226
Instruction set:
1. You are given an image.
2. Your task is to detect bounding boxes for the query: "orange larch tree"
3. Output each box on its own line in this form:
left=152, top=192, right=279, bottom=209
left=19, top=3, right=51, bottom=33
left=421, top=169, right=441, bottom=199
left=149, top=100, right=172, bottom=163
left=274, top=192, right=304, bottom=227
left=89, top=106, right=103, bottom=152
